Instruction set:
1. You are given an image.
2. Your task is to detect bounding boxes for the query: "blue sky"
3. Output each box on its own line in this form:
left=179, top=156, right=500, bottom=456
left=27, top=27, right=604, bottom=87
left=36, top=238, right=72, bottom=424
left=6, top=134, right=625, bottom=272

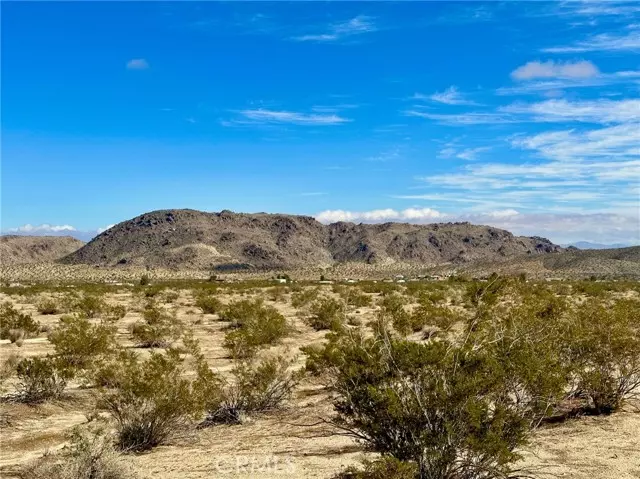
left=2, top=1, right=639, bottom=244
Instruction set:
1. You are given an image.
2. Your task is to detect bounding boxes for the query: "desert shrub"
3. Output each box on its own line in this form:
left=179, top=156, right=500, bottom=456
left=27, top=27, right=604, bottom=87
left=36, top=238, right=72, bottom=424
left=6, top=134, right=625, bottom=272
left=205, top=355, right=299, bottom=424
left=291, top=288, right=320, bottom=309
left=313, top=327, right=534, bottom=478
left=139, top=274, right=150, bottom=286
left=340, top=288, right=372, bottom=308
left=48, top=315, right=118, bottom=376
left=408, top=301, right=460, bottom=336
left=377, top=294, right=414, bottom=335
left=103, top=304, right=127, bottom=322
left=306, top=298, right=345, bottom=331
left=268, top=286, right=288, bottom=302
left=0, top=302, right=40, bottom=341
left=73, top=294, right=107, bottom=318
left=15, top=356, right=67, bottom=403
left=91, top=350, right=140, bottom=388
left=194, top=294, right=223, bottom=314
left=130, top=304, right=182, bottom=348
left=162, top=290, right=180, bottom=304
left=568, top=298, right=640, bottom=414
left=36, top=297, right=61, bottom=315
left=471, top=296, right=573, bottom=424
left=334, top=457, right=418, bottom=479
left=18, top=428, right=136, bottom=479
left=99, top=343, right=220, bottom=452
left=0, top=354, right=19, bottom=395
left=221, top=299, right=289, bottom=358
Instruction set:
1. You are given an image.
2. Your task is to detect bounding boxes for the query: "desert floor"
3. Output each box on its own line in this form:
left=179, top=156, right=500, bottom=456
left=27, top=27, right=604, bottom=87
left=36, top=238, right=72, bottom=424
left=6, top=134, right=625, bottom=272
left=1, top=285, right=639, bottom=479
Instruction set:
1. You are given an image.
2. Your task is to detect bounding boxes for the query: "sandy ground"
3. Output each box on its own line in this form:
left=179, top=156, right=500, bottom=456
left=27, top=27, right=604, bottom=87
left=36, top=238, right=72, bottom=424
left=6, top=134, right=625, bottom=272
left=1, top=286, right=639, bottom=478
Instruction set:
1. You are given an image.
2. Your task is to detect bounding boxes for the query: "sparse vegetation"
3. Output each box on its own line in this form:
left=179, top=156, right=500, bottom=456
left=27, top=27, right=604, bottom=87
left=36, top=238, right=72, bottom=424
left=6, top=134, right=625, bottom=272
left=306, top=297, right=345, bottom=331
left=98, top=342, right=219, bottom=452
left=130, top=303, right=182, bottom=348
left=221, top=299, right=289, bottom=358
left=205, top=355, right=299, bottom=424
left=18, top=428, right=136, bottom=479
left=15, top=356, right=67, bottom=403
left=0, top=302, right=40, bottom=342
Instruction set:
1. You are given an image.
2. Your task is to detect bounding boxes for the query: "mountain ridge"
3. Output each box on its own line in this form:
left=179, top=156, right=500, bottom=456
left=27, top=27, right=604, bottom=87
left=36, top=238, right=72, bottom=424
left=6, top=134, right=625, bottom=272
left=60, top=208, right=563, bottom=270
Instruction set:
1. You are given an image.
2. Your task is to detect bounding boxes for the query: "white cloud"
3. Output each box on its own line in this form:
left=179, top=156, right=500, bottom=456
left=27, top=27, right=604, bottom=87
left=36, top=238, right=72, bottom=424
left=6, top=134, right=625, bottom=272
left=543, top=30, right=640, bottom=53
left=8, top=224, right=77, bottom=234
left=315, top=207, right=446, bottom=224
left=292, top=15, right=376, bottom=42
left=426, top=86, right=477, bottom=105
left=456, top=147, right=492, bottom=161
left=126, top=58, right=149, bottom=70
left=500, top=99, right=640, bottom=124
left=413, top=98, right=640, bottom=125
left=315, top=208, right=639, bottom=244
left=511, top=60, right=600, bottom=80
left=97, top=224, right=115, bottom=234
left=227, top=109, right=351, bottom=126
left=496, top=69, right=640, bottom=95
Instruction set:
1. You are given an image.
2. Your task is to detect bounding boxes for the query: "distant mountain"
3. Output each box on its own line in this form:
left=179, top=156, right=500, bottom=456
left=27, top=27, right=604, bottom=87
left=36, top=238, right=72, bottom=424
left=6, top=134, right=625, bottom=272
left=567, top=241, right=634, bottom=250
left=60, top=208, right=562, bottom=270
left=1, top=235, right=85, bottom=266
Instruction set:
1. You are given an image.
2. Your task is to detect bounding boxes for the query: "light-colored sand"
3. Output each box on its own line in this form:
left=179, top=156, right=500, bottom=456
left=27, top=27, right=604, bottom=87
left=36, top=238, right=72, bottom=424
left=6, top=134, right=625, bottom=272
left=1, top=287, right=639, bottom=479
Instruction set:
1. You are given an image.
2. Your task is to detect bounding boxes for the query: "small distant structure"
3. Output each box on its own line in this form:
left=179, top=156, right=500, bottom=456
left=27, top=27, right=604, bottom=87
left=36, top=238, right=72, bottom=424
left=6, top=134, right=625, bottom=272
left=275, top=278, right=288, bottom=284
left=395, top=274, right=405, bottom=280
left=396, top=279, right=406, bottom=284
left=318, top=280, right=334, bottom=285
left=346, top=279, right=357, bottom=284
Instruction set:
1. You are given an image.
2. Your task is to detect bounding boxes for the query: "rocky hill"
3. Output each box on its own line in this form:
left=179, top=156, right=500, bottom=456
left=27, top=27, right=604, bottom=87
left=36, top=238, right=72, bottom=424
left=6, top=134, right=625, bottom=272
left=60, top=209, right=562, bottom=270
left=0, top=235, right=85, bottom=266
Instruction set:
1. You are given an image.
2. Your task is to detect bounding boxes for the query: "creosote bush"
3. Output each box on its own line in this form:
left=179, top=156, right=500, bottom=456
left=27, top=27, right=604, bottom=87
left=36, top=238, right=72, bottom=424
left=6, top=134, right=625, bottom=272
left=48, top=315, right=118, bottom=377
left=306, top=298, right=345, bottom=331
left=569, top=298, right=640, bottom=414
left=221, top=299, right=289, bottom=358
left=73, top=294, right=107, bottom=318
left=194, top=293, right=223, bottom=314
left=36, top=297, right=61, bottom=315
left=311, top=327, right=534, bottom=479
left=130, top=303, right=182, bottom=348
left=99, top=339, right=220, bottom=452
left=18, top=428, right=136, bottom=479
left=15, top=356, right=67, bottom=403
left=0, top=302, right=40, bottom=341
left=291, top=288, right=320, bottom=309
left=205, top=355, right=299, bottom=425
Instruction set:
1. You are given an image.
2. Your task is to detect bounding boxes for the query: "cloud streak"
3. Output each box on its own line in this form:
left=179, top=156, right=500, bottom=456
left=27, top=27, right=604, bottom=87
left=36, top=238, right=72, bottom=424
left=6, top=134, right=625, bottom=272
left=225, top=109, right=351, bottom=126
left=291, top=15, right=376, bottom=42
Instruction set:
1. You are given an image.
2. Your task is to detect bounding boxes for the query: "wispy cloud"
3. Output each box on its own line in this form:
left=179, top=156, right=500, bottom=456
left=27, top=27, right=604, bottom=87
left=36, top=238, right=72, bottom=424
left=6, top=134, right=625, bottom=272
left=543, top=28, right=640, bottom=53
left=499, top=98, right=640, bottom=124
left=497, top=69, right=640, bottom=95
left=291, top=15, right=376, bottom=43
left=408, top=98, right=640, bottom=125
left=224, top=109, right=351, bottom=126
left=511, top=60, right=600, bottom=80
left=126, top=58, right=149, bottom=70
left=414, top=86, right=478, bottom=106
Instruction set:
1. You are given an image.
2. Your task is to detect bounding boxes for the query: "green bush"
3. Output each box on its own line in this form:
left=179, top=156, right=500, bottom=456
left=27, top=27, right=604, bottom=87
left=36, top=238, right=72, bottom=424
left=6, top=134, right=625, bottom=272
left=306, top=298, right=345, bottom=331
left=18, top=428, right=136, bottom=479
left=103, top=304, right=127, bottom=322
left=15, top=356, right=67, bottom=403
left=48, top=315, right=118, bottom=376
left=205, top=355, right=299, bottom=424
left=36, top=297, right=61, bottom=315
left=0, top=302, right=40, bottom=341
left=311, top=328, right=534, bottom=478
left=73, top=295, right=107, bottom=318
left=291, top=288, right=320, bottom=309
left=99, top=343, right=219, bottom=452
left=194, top=294, right=222, bottom=314
left=130, top=304, right=182, bottom=348
left=221, top=299, right=289, bottom=358
left=569, top=299, right=640, bottom=414
left=139, top=274, right=150, bottom=286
